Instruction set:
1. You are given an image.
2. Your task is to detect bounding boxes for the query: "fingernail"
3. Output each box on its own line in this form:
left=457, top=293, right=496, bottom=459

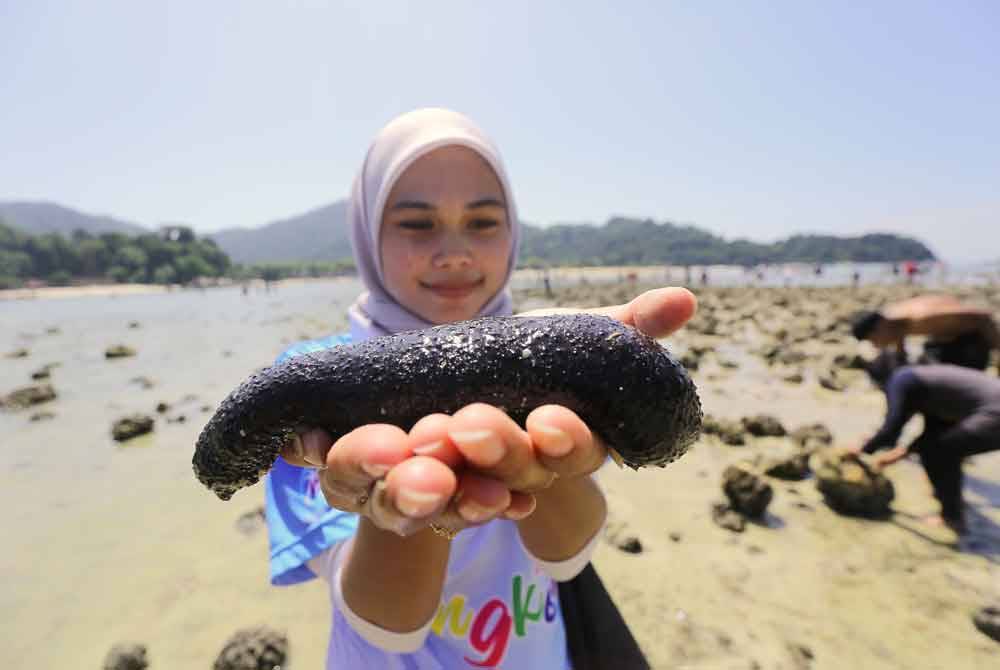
left=396, top=488, right=445, bottom=518
left=301, top=433, right=325, bottom=467
left=535, top=424, right=573, bottom=456
left=449, top=430, right=504, bottom=465
left=361, top=462, right=390, bottom=478
left=288, top=434, right=304, bottom=460
left=459, top=500, right=500, bottom=523
left=412, top=440, right=443, bottom=456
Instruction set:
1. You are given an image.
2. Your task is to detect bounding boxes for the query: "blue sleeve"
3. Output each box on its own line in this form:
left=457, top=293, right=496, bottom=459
left=264, top=333, right=359, bottom=586
left=862, top=368, right=920, bottom=453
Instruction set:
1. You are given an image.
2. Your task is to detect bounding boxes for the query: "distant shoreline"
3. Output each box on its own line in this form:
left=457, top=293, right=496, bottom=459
left=0, top=276, right=360, bottom=301
left=2, top=260, right=992, bottom=302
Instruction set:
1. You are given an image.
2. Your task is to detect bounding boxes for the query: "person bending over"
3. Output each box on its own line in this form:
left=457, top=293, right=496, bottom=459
left=855, top=351, right=1000, bottom=533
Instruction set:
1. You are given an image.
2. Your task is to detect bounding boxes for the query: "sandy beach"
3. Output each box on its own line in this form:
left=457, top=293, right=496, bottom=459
left=2, top=276, right=998, bottom=669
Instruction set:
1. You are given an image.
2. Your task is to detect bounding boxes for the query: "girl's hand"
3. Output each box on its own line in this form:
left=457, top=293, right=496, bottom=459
left=281, top=425, right=533, bottom=537
left=279, top=286, right=698, bottom=535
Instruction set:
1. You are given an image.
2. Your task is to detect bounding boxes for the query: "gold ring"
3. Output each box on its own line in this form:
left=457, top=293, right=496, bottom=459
left=429, top=523, right=459, bottom=540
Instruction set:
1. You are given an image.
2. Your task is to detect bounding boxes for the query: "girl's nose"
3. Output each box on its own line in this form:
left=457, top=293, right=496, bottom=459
left=432, top=235, right=473, bottom=268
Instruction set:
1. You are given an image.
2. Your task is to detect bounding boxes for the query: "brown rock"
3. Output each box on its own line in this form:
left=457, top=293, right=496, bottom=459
left=762, top=449, right=812, bottom=480
left=742, top=414, right=787, bottom=437
left=105, top=344, right=136, bottom=359
left=702, top=414, right=746, bottom=445
left=782, top=371, right=804, bottom=384
left=711, top=502, right=746, bottom=532
left=2, top=383, right=57, bottom=408
left=819, top=372, right=847, bottom=392
left=972, top=605, right=1000, bottom=643
left=102, top=643, right=148, bottom=670
left=112, top=414, right=155, bottom=441
left=790, top=423, right=833, bottom=448
left=809, top=448, right=894, bottom=517
left=722, top=464, right=773, bottom=518
left=213, top=626, right=289, bottom=670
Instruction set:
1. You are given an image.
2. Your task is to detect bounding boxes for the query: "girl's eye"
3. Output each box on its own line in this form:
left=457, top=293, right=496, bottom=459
left=398, top=219, right=434, bottom=231
left=469, top=218, right=499, bottom=231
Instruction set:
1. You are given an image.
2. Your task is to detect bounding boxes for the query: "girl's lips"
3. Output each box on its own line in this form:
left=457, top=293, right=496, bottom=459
left=421, top=278, right=484, bottom=299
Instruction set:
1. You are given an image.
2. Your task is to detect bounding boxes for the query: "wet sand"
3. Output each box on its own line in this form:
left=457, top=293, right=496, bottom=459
left=2, top=277, right=998, bottom=668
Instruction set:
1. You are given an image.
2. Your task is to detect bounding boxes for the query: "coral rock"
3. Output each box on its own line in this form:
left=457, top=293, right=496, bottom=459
left=112, top=414, right=155, bottom=441
left=810, top=448, right=894, bottom=517
left=722, top=464, right=773, bottom=518
left=213, top=626, right=289, bottom=670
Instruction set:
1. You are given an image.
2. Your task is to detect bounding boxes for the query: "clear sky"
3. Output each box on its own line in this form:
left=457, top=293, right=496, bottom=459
left=2, top=1, right=998, bottom=262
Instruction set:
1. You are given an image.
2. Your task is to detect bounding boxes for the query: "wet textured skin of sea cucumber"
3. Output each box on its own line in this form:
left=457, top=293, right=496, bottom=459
left=193, top=314, right=703, bottom=500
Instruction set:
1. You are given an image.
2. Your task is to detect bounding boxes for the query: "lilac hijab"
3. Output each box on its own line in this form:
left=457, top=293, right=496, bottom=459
left=346, top=108, right=521, bottom=341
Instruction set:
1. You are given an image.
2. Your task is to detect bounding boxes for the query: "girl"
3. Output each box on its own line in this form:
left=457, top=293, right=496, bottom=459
left=264, top=108, right=695, bottom=668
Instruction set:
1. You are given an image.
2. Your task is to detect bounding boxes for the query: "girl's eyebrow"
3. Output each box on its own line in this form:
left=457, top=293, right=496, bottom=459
left=466, top=198, right=506, bottom=210
left=389, top=197, right=506, bottom=211
left=389, top=200, right=433, bottom=211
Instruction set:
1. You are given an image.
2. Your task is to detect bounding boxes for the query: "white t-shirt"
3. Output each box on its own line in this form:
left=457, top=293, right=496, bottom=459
left=311, top=518, right=602, bottom=669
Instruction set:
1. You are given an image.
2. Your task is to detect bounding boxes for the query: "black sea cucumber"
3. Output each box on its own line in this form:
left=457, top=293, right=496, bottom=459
left=193, top=314, right=702, bottom=500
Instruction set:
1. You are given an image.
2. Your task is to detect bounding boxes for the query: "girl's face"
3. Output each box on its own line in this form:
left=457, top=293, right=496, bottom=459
left=380, top=145, right=512, bottom=325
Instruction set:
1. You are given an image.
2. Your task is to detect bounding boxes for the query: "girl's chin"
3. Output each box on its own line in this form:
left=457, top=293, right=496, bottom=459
left=420, top=297, right=487, bottom=324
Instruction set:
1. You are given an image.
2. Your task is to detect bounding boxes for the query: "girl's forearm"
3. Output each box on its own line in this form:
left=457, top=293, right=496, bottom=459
left=517, top=475, right=607, bottom=562
left=340, top=518, right=451, bottom=633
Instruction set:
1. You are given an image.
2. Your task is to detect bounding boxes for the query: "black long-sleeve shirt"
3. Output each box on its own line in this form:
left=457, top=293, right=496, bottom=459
left=861, top=365, right=1000, bottom=453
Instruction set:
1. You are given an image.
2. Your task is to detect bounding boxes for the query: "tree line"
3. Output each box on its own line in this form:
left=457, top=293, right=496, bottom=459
left=518, top=218, right=936, bottom=268
left=0, top=220, right=231, bottom=289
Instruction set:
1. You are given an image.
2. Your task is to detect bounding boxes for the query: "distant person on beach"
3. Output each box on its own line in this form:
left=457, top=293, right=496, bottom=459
left=853, top=353, right=1000, bottom=534
left=258, top=108, right=691, bottom=668
left=850, top=294, right=1000, bottom=373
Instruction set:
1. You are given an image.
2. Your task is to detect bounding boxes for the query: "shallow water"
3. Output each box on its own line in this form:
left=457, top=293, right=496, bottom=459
left=2, top=280, right=361, bottom=668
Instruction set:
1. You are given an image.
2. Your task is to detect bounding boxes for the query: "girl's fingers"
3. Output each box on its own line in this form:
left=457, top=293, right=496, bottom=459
left=427, top=471, right=518, bottom=534
left=519, top=286, right=697, bottom=340
left=502, top=491, right=537, bottom=521
left=594, top=287, right=697, bottom=338
left=280, top=427, right=334, bottom=467
left=447, top=403, right=556, bottom=493
left=526, top=405, right=608, bottom=478
left=318, top=424, right=412, bottom=511
left=407, top=413, right=464, bottom=468
left=366, top=456, right=459, bottom=535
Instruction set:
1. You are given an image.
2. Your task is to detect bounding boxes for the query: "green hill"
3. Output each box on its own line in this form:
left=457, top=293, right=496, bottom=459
left=0, top=201, right=936, bottom=271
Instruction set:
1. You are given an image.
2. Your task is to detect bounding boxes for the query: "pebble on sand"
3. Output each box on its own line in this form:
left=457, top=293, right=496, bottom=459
left=112, top=414, right=155, bottom=442
left=105, top=345, right=137, bottom=359
left=2, top=383, right=57, bottom=409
